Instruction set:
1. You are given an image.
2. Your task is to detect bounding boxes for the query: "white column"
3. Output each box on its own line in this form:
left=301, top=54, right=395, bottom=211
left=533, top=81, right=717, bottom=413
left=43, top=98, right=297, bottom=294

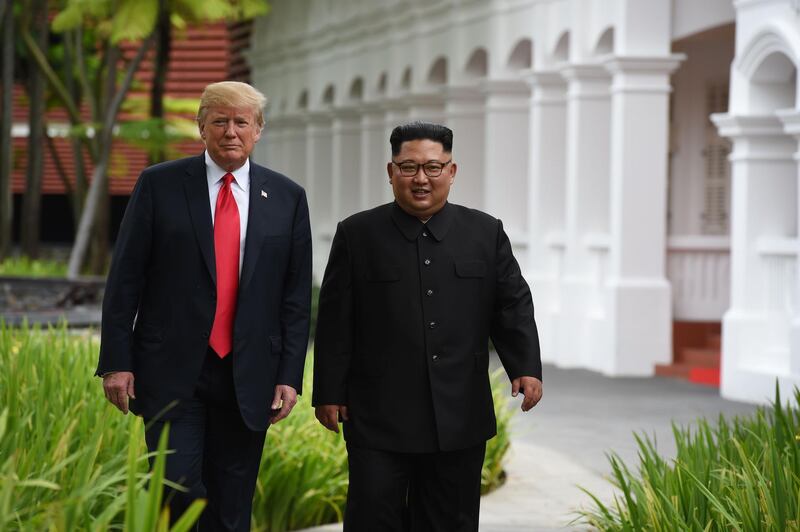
left=481, top=79, right=531, bottom=263
left=360, top=103, right=388, bottom=210
left=779, top=110, right=800, bottom=379
left=714, top=113, right=799, bottom=402
left=264, top=116, right=288, bottom=173
left=603, top=55, right=683, bottom=376
left=406, top=92, right=446, bottom=124
left=443, top=85, right=485, bottom=211
left=557, top=64, right=612, bottom=369
left=523, top=70, right=567, bottom=366
left=305, top=111, right=334, bottom=279
left=280, top=116, right=306, bottom=188
left=331, top=108, right=362, bottom=222
left=383, top=98, right=409, bottom=204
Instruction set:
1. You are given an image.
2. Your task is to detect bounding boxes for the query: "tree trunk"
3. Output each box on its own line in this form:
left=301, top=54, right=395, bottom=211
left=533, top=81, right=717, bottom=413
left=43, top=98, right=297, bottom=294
left=0, top=0, right=14, bottom=261
left=88, top=176, right=109, bottom=273
left=21, top=0, right=48, bottom=259
left=63, top=29, right=86, bottom=227
left=67, top=35, right=154, bottom=278
left=149, top=0, right=170, bottom=165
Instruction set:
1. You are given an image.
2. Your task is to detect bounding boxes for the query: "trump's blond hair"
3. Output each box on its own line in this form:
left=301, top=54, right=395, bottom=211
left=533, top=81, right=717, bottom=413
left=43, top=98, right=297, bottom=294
left=197, top=81, right=267, bottom=129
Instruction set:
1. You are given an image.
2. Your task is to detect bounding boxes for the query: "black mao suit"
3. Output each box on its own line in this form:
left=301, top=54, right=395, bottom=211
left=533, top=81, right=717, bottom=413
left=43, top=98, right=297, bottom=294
left=97, top=154, right=312, bottom=528
left=313, top=201, right=541, bottom=530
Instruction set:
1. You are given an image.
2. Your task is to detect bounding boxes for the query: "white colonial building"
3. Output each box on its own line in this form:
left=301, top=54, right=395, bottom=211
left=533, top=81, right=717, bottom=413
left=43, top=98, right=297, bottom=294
left=247, top=0, right=800, bottom=405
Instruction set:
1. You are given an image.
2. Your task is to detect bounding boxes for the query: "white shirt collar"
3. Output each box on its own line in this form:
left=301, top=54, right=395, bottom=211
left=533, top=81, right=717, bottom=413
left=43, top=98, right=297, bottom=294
left=204, top=151, right=250, bottom=192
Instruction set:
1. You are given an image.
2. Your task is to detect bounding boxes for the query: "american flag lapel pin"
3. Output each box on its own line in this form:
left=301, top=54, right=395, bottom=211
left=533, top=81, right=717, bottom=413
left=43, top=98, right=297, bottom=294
left=261, top=190, right=268, bottom=199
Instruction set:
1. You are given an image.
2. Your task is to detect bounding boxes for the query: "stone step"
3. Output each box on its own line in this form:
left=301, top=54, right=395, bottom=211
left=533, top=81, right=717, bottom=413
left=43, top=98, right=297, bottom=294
left=679, top=347, right=720, bottom=368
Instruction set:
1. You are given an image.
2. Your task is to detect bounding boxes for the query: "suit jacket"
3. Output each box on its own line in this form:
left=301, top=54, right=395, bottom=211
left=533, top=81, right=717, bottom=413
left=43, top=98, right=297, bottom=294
left=97, top=154, right=312, bottom=431
left=312, top=201, right=541, bottom=452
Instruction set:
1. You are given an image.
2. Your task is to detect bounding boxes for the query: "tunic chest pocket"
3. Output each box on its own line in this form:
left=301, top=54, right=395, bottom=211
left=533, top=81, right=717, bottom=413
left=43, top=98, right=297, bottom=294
left=365, top=265, right=401, bottom=283
left=455, top=260, right=486, bottom=278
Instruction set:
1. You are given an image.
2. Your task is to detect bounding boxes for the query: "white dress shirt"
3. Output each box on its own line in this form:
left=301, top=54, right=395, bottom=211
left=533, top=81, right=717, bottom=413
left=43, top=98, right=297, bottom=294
left=205, top=151, right=249, bottom=276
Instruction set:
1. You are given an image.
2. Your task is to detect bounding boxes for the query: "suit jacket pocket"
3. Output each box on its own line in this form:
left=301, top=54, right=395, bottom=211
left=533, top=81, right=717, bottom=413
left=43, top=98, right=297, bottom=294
left=365, top=265, right=401, bottom=282
left=134, top=321, right=163, bottom=341
left=456, top=260, right=486, bottom=278
left=133, top=322, right=163, bottom=352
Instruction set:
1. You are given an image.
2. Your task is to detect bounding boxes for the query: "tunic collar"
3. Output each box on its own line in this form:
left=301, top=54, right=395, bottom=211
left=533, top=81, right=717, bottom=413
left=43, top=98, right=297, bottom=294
left=390, top=201, right=454, bottom=242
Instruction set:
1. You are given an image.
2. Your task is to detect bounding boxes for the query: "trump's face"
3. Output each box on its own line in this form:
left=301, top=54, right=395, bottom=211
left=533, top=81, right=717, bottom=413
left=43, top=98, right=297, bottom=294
left=199, top=105, right=262, bottom=171
left=387, top=139, right=457, bottom=220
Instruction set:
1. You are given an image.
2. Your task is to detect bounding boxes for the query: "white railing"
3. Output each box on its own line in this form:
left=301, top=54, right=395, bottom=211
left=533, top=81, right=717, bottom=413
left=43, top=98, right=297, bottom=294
left=545, top=231, right=566, bottom=279
left=584, top=233, right=610, bottom=318
left=667, top=235, right=731, bottom=321
left=756, top=237, right=798, bottom=314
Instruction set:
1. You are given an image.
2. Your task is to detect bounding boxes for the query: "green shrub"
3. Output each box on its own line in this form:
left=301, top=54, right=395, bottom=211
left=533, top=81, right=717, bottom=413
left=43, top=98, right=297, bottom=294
left=0, top=323, right=512, bottom=530
left=0, top=323, right=203, bottom=530
left=0, top=256, right=67, bottom=277
left=578, top=385, right=800, bottom=531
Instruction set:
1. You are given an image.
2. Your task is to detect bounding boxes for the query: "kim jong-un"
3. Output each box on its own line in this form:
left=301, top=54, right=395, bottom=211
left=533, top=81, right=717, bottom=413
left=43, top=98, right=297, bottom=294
left=313, top=121, right=543, bottom=531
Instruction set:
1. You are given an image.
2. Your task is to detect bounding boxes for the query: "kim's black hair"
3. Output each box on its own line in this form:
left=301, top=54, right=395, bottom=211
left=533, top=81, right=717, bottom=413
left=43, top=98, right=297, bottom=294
left=389, top=121, right=453, bottom=155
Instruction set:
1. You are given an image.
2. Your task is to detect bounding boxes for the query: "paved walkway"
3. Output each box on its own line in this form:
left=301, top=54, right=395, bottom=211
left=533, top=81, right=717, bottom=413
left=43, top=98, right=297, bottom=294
left=300, top=361, right=760, bottom=531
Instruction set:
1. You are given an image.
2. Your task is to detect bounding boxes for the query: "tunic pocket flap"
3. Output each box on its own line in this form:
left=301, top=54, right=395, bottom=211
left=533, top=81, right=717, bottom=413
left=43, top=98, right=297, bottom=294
left=455, top=260, right=486, bottom=278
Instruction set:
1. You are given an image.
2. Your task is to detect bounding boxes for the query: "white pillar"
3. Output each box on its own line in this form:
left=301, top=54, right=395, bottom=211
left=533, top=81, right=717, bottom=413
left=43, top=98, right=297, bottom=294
left=264, top=116, right=288, bottom=173
left=778, top=110, right=800, bottom=379
left=360, top=103, right=388, bottom=210
left=383, top=98, right=409, bottom=204
left=331, top=108, right=362, bottom=222
left=481, top=79, right=531, bottom=264
left=523, top=70, right=568, bottom=366
left=557, top=64, right=612, bottom=369
left=714, top=113, right=799, bottom=402
left=603, top=55, right=683, bottom=376
left=305, top=111, right=334, bottom=279
left=443, top=85, right=486, bottom=211
left=406, top=92, right=446, bottom=123
left=281, top=116, right=306, bottom=189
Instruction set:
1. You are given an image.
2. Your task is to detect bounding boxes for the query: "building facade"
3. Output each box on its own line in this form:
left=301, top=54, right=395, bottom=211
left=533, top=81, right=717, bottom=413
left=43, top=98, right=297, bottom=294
left=247, top=0, right=800, bottom=404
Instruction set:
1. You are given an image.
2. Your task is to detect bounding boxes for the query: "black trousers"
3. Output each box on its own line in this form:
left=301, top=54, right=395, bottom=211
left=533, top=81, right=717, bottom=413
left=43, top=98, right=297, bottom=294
left=144, top=348, right=267, bottom=532
left=344, top=442, right=486, bottom=532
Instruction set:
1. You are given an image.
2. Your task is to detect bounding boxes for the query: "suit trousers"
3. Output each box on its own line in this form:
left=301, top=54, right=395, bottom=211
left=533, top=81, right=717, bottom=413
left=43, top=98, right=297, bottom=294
left=144, top=348, right=267, bottom=531
left=344, top=442, right=486, bottom=532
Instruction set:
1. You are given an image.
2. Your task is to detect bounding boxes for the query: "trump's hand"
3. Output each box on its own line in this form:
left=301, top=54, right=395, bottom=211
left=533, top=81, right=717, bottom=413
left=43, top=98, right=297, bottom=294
left=270, top=385, right=298, bottom=425
left=511, top=376, right=543, bottom=412
left=315, top=405, right=349, bottom=433
left=103, top=371, right=136, bottom=414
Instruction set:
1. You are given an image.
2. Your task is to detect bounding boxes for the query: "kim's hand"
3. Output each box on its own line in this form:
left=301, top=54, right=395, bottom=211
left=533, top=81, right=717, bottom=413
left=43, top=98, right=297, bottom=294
left=270, top=385, right=298, bottom=425
left=103, top=371, right=136, bottom=414
left=511, top=376, right=542, bottom=412
left=315, top=405, right=349, bottom=433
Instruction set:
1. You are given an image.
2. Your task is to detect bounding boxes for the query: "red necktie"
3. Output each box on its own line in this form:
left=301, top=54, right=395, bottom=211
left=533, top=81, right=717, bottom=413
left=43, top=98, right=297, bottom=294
left=209, top=173, right=240, bottom=358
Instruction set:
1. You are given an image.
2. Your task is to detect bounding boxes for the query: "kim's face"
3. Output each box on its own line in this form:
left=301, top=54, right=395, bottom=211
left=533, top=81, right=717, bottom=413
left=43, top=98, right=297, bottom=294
left=386, top=139, right=457, bottom=220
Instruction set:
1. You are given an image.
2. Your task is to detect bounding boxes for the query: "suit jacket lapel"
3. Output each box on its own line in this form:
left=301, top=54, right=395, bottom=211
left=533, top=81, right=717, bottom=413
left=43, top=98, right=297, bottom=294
left=184, top=155, right=216, bottom=284
left=239, top=163, right=270, bottom=292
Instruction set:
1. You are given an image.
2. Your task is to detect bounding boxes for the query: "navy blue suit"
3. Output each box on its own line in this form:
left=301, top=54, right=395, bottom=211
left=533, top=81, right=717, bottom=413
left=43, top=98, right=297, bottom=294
left=98, top=154, right=312, bottom=529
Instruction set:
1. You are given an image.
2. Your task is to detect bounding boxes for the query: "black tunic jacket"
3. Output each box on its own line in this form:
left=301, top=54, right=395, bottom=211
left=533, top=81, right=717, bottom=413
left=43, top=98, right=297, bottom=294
left=313, top=201, right=541, bottom=452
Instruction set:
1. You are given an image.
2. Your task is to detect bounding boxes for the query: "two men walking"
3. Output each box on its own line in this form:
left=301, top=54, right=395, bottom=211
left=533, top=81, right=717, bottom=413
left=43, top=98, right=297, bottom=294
left=99, top=82, right=541, bottom=531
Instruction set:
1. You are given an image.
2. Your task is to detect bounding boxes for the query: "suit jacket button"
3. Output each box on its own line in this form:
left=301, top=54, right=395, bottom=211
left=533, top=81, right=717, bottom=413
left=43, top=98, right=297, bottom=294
left=432, top=354, right=439, bottom=361
left=426, top=289, right=434, bottom=296
left=428, top=321, right=437, bottom=329
left=424, top=258, right=431, bottom=265
left=202, top=331, right=209, bottom=339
